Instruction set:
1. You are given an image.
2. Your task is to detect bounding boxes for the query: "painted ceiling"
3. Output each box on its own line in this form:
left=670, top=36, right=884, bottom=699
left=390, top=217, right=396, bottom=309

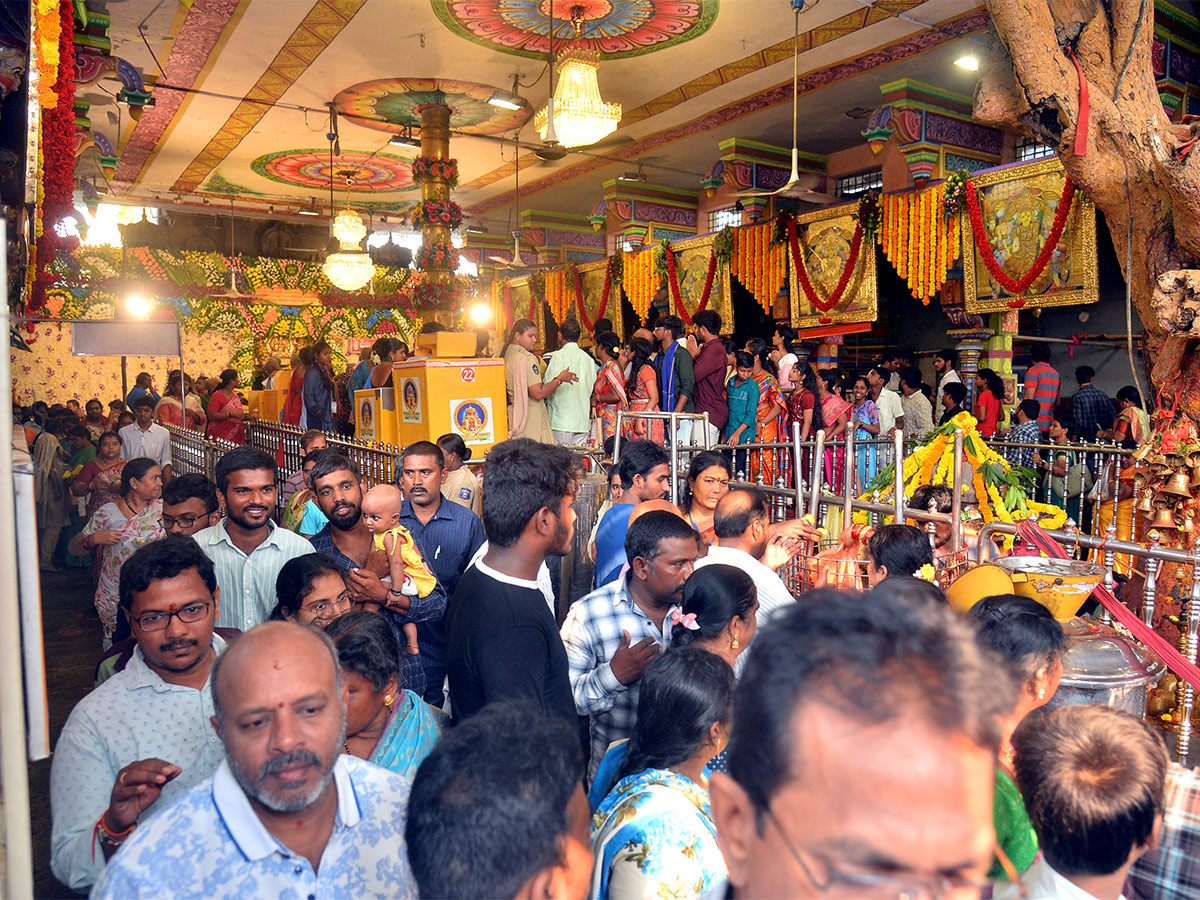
left=82, top=0, right=988, bottom=231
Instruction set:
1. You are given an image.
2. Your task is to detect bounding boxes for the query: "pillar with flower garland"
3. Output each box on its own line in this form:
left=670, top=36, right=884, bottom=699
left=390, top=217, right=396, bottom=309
left=411, top=103, right=462, bottom=326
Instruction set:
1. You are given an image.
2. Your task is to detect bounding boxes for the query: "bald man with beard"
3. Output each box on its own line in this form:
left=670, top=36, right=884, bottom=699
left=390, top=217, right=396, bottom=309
left=92, top=621, right=418, bottom=899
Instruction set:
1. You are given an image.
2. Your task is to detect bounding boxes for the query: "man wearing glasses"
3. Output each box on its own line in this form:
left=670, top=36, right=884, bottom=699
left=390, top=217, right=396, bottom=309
left=50, top=537, right=229, bottom=892
left=161, top=473, right=221, bottom=537
left=708, top=586, right=1016, bottom=900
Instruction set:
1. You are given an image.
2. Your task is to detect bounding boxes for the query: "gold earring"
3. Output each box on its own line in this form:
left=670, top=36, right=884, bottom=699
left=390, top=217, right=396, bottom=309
left=384, top=694, right=394, bottom=708
left=731, top=636, right=740, bottom=650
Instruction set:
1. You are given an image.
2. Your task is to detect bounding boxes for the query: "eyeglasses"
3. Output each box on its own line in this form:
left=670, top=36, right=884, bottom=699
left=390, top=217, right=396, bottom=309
left=760, top=804, right=987, bottom=900
left=300, top=592, right=353, bottom=621
left=131, top=601, right=212, bottom=632
left=161, top=514, right=203, bottom=530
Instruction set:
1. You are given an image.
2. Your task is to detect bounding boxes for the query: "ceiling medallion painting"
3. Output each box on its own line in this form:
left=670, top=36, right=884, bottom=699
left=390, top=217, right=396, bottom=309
left=430, top=0, right=718, bottom=59
left=251, top=150, right=417, bottom=192
left=335, top=78, right=533, bottom=135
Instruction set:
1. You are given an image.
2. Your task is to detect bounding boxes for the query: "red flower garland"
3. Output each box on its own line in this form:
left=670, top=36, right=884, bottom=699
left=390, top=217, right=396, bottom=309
left=787, top=218, right=864, bottom=313
left=664, top=247, right=717, bottom=327
left=573, top=265, right=611, bottom=332
left=964, top=177, right=1076, bottom=298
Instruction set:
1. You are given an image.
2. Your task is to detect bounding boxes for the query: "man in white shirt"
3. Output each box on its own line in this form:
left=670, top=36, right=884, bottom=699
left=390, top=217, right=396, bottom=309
left=998, top=704, right=1167, bottom=900
left=193, top=447, right=313, bottom=630
left=120, top=394, right=172, bottom=480
left=51, top=537, right=227, bottom=891
left=934, top=348, right=962, bottom=397
left=898, top=367, right=935, bottom=439
left=867, top=366, right=905, bottom=436
left=694, top=488, right=797, bottom=634
left=545, top=318, right=597, bottom=446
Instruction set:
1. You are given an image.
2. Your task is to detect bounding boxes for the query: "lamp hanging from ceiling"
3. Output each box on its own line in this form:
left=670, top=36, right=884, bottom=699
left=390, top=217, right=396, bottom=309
left=322, top=173, right=375, bottom=291
left=534, top=5, right=621, bottom=149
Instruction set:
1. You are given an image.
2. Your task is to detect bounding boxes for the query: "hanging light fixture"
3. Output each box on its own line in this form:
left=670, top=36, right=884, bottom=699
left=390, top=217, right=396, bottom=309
left=322, top=174, right=375, bottom=291
left=534, top=5, right=621, bottom=149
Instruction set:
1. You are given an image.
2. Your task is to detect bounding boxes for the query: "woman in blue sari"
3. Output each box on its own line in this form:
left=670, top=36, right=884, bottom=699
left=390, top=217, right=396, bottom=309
left=325, top=611, right=442, bottom=780
left=590, top=647, right=735, bottom=900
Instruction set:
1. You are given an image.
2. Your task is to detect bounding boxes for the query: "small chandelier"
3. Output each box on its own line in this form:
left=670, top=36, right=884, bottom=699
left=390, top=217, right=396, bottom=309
left=534, top=6, right=621, bottom=149
left=322, top=175, right=375, bottom=291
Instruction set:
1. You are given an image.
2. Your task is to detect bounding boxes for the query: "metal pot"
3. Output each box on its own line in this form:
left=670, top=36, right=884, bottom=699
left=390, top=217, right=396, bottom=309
left=992, top=556, right=1105, bottom=621
left=1047, top=617, right=1166, bottom=716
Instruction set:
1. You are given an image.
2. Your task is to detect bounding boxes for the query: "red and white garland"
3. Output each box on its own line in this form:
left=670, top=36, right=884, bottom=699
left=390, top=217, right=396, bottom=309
left=786, top=217, right=864, bottom=313
left=964, top=177, right=1076, bottom=301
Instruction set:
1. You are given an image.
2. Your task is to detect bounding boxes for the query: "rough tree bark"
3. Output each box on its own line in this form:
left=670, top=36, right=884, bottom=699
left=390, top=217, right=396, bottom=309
left=976, top=0, right=1200, bottom=415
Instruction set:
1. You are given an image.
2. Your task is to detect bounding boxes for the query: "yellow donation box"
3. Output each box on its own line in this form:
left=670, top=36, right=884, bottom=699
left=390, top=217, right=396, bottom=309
left=393, top=358, right=507, bottom=452
left=248, top=389, right=286, bottom=422
left=354, top=388, right=398, bottom=445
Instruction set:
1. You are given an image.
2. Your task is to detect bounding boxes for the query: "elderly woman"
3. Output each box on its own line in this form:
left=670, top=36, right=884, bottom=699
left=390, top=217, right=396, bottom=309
left=590, top=647, right=735, bottom=900
left=154, top=371, right=207, bottom=432
left=268, top=553, right=353, bottom=627
left=325, top=611, right=442, bottom=779
left=68, top=458, right=164, bottom=646
left=677, top=451, right=731, bottom=546
left=71, top=431, right=126, bottom=520
left=967, top=594, right=1066, bottom=881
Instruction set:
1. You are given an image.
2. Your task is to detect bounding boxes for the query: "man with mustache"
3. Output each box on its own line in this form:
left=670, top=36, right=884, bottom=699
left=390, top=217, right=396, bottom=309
left=194, top=447, right=313, bottom=631
left=394, top=440, right=484, bottom=707
left=92, top=620, right=418, bottom=898
left=593, top=439, right=672, bottom=588
left=309, top=451, right=444, bottom=697
left=560, top=510, right=700, bottom=780
left=50, top=537, right=228, bottom=891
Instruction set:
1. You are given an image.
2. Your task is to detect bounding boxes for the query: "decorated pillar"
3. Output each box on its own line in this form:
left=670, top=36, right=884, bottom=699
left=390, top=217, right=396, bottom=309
left=955, top=338, right=987, bottom=409
left=814, top=337, right=841, bottom=371
left=413, top=102, right=461, bottom=323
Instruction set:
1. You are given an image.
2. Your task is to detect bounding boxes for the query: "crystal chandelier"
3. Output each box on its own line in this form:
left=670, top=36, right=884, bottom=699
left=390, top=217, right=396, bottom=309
left=322, top=176, right=375, bottom=291
left=534, top=7, right=620, bottom=149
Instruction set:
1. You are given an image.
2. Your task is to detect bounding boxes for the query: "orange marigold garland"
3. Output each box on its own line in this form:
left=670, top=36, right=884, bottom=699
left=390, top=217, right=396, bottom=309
left=876, top=182, right=963, bottom=305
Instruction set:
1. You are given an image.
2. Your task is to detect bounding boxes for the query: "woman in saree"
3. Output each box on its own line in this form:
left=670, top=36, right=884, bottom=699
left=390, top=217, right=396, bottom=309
left=503, top=319, right=571, bottom=444
left=591, top=331, right=628, bottom=456
left=68, top=458, right=165, bottom=647
left=154, top=371, right=207, bottom=432
left=207, top=368, right=247, bottom=444
left=623, top=337, right=662, bottom=444
left=590, top=647, right=734, bottom=900
left=745, top=338, right=785, bottom=484
left=325, top=611, right=442, bottom=780
left=1104, top=384, right=1150, bottom=448
left=62, top=426, right=97, bottom=569
left=677, top=451, right=731, bottom=545
left=282, top=347, right=312, bottom=427
left=851, top=374, right=880, bottom=492
left=818, top=370, right=852, bottom=494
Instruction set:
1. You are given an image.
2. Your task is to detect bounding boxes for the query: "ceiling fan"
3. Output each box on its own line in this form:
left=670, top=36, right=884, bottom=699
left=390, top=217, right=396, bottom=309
left=209, top=209, right=258, bottom=299
left=488, top=141, right=560, bottom=271
left=739, top=1, right=840, bottom=206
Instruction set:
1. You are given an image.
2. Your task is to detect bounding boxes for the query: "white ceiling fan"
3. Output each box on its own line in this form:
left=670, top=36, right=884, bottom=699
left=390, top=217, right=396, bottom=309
left=488, top=141, right=560, bottom=271
left=740, top=2, right=841, bottom=205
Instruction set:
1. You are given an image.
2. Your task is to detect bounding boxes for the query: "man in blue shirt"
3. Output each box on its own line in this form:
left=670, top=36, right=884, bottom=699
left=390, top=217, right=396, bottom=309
left=593, top=440, right=673, bottom=587
left=125, top=372, right=160, bottom=412
left=724, top=351, right=760, bottom=478
left=395, top=441, right=485, bottom=706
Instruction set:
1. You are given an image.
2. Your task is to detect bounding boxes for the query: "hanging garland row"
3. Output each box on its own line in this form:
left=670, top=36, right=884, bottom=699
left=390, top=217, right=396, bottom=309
left=623, top=246, right=661, bottom=321
left=964, top=177, right=1077, bottom=301
left=876, top=183, right=961, bottom=305
left=732, top=221, right=785, bottom=313
left=543, top=269, right=571, bottom=323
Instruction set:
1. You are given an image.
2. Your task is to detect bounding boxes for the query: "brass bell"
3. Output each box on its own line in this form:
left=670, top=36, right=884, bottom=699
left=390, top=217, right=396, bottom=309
left=1137, top=493, right=1156, bottom=513
left=1189, top=467, right=1200, bottom=489
left=1150, top=507, right=1178, bottom=529
left=1160, top=471, right=1194, bottom=499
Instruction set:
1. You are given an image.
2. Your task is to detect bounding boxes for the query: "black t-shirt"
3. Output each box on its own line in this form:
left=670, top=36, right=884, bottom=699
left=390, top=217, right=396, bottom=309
left=446, top=562, right=576, bottom=727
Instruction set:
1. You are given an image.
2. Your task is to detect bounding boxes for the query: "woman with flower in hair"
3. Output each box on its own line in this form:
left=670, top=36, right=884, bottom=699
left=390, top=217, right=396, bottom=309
left=865, top=523, right=934, bottom=587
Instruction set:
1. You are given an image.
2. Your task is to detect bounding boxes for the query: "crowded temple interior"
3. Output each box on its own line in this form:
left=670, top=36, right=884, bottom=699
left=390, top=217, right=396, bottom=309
left=3, top=0, right=1200, bottom=897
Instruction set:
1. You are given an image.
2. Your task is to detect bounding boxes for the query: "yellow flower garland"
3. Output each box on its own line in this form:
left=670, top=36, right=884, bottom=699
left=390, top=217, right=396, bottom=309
left=877, top=183, right=962, bottom=305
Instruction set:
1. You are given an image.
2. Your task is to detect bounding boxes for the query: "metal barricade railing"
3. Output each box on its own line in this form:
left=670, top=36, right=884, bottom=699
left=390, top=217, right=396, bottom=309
left=614, top=410, right=714, bottom=503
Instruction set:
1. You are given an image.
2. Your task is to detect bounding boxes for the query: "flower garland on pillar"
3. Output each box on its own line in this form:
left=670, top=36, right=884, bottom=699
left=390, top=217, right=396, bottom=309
left=964, top=177, right=1077, bottom=303
left=786, top=215, right=864, bottom=314
left=30, top=0, right=76, bottom=314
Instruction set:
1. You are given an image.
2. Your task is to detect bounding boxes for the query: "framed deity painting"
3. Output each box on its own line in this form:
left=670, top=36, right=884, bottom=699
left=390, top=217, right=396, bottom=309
left=787, top=203, right=878, bottom=332
left=962, top=157, right=1098, bottom=314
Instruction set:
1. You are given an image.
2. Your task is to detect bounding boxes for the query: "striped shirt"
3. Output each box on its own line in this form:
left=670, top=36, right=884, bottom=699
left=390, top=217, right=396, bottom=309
left=1023, top=362, right=1060, bottom=430
left=194, top=520, right=315, bottom=630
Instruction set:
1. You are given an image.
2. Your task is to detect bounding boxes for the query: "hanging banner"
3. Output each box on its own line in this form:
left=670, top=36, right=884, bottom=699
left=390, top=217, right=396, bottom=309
left=962, top=157, right=1098, bottom=314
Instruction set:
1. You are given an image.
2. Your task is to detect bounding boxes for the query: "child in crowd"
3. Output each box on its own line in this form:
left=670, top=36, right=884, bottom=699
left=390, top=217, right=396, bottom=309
left=359, top=484, right=438, bottom=659
left=724, top=351, right=759, bottom=477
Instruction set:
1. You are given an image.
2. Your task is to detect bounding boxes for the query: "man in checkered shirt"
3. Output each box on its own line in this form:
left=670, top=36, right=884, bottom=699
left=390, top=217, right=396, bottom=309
left=1127, top=763, right=1200, bottom=900
left=1071, top=366, right=1115, bottom=442
left=560, top=510, right=700, bottom=782
left=1005, top=400, right=1044, bottom=471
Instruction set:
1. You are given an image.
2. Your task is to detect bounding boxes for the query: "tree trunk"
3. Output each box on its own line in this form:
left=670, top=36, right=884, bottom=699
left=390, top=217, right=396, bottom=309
left=977, top=0, right=1200, bottom=628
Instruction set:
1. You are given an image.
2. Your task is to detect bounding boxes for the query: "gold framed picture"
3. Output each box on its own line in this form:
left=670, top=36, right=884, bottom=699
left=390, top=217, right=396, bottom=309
left=787, top=203, right=878, bottom=332
left=962, top=157, right=1098, bottom=314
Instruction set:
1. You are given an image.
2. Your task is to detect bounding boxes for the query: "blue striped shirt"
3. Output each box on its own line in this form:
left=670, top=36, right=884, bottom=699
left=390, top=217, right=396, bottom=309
left=194, top=520, right=315, bottom=631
